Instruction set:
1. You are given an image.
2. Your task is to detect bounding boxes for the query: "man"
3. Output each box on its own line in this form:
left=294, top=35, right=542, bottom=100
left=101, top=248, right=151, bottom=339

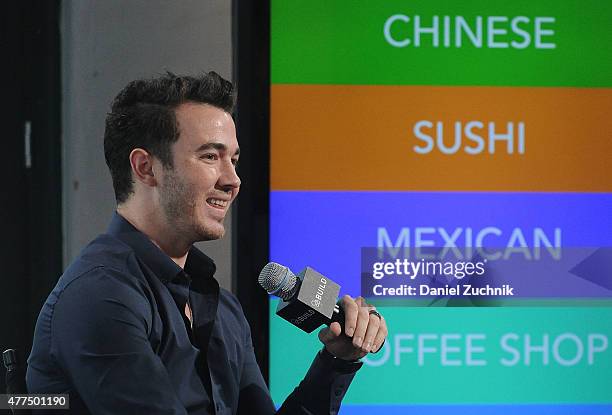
left=27, top=72, right=387, bottom=414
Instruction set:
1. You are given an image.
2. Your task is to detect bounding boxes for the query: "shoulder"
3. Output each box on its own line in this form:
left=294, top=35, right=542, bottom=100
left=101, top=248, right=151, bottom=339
left=47, top=262, right=156, bottom=360
left=64, top=233, right=138, bottom=280
left=57, top=233, right=149, bottom=297
left=48, top=234, right=154, bottom=327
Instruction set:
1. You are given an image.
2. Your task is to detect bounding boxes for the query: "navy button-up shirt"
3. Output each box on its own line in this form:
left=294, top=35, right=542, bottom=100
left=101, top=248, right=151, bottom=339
left=27, top=213, right=361, bottom=414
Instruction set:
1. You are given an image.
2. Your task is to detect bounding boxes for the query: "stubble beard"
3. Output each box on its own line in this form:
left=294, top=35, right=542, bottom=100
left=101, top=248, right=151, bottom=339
left=160, top=170, right=225, bottom=243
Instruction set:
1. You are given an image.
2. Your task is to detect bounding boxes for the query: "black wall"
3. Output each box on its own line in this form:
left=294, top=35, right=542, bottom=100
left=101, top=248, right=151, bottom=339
left=232, top=0, right=271, bottom=381
left=0, top=0, right=62, bottom=393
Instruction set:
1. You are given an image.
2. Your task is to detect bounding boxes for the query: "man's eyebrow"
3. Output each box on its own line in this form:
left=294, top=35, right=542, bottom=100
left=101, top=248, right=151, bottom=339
left=195, top=142, right=240, bottom=156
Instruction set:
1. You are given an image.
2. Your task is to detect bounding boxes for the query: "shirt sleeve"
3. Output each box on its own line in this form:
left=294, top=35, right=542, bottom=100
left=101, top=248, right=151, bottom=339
left=236, top=307, right=361, bottom=415
left=50, top=267, right=188, bottom=415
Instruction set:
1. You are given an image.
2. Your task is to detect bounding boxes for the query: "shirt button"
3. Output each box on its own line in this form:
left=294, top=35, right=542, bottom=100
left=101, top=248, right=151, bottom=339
left=334, top=386, right=344, bottom=396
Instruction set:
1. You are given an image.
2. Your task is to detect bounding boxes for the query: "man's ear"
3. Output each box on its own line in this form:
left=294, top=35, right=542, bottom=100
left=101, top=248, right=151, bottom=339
left=129, top=148, right=158, bottom=187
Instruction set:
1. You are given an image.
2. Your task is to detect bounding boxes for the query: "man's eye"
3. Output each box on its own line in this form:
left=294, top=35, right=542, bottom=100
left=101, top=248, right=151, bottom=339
left=202, top=153, right=218, bottom=161
left=231, top=159, right=239, bottom=167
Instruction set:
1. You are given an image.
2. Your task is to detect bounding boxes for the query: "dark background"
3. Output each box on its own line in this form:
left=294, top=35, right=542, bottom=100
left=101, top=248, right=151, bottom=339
left=1, top=0, right=62, bottom=395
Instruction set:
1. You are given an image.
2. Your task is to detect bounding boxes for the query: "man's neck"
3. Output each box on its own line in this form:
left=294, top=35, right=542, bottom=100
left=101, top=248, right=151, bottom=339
left=117, top=205, right=191, bottom=269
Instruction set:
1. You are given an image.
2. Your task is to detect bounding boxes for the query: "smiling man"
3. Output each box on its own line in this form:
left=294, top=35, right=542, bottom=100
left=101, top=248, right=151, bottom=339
left=26, top=72, right=387, bottom=415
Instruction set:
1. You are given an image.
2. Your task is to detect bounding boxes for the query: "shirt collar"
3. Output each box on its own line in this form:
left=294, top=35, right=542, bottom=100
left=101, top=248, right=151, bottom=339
left=107, top=212, right=216, bottom=283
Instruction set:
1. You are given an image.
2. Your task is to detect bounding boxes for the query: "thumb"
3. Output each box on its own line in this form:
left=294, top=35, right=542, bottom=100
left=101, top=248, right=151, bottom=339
left=318, top=322, right=342, bottom=344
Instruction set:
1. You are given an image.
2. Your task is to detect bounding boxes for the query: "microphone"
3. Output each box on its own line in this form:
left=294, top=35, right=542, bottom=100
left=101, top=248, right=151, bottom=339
left=259, top=262, right=345, bottom=333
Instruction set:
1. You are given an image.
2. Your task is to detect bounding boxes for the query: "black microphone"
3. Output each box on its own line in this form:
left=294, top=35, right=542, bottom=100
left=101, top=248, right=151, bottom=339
left=259, top=262, right=346, bottom=333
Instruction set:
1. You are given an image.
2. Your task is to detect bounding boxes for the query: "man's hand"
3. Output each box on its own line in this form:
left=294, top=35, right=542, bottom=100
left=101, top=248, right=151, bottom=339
left=318, top=295, right=388, bottom=361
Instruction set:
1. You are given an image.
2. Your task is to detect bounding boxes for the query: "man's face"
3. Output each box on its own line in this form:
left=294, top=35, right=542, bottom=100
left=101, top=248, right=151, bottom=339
left=158, top=102, right=240, bottom=241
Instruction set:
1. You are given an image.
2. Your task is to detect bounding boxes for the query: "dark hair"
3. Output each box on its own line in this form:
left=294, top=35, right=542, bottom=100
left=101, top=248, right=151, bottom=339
left=104, top=71, right=235, bottom=204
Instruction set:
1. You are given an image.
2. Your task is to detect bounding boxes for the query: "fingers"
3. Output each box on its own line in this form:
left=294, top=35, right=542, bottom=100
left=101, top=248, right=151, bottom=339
left=341, top=294, right=358, bottom=337
left=362, top=308, right=381, bottom=352
left=371, top=314, right=388, bottom=353
left=323, top=295, right=388, bottom=359
left=351, top=297, right=370, bottom=351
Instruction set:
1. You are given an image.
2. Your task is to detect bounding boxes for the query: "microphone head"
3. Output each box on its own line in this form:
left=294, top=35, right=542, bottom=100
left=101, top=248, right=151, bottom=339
left=258, top=262, right=299, bottom=301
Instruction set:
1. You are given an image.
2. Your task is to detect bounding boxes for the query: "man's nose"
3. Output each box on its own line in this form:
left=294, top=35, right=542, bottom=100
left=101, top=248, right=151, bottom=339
left=219, top=159, right=241, bottom=190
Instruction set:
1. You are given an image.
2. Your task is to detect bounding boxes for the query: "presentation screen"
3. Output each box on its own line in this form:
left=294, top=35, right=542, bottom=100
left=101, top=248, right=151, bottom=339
left=268, top=2, right=612, bottom=413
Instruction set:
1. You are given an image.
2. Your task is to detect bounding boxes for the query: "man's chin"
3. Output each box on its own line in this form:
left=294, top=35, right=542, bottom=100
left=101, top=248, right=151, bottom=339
left=195, top=223, right=225, bottom=241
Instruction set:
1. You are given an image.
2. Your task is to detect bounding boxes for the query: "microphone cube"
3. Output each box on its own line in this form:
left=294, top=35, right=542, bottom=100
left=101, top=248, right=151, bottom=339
left=276, top=267, right=341, bottom=333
